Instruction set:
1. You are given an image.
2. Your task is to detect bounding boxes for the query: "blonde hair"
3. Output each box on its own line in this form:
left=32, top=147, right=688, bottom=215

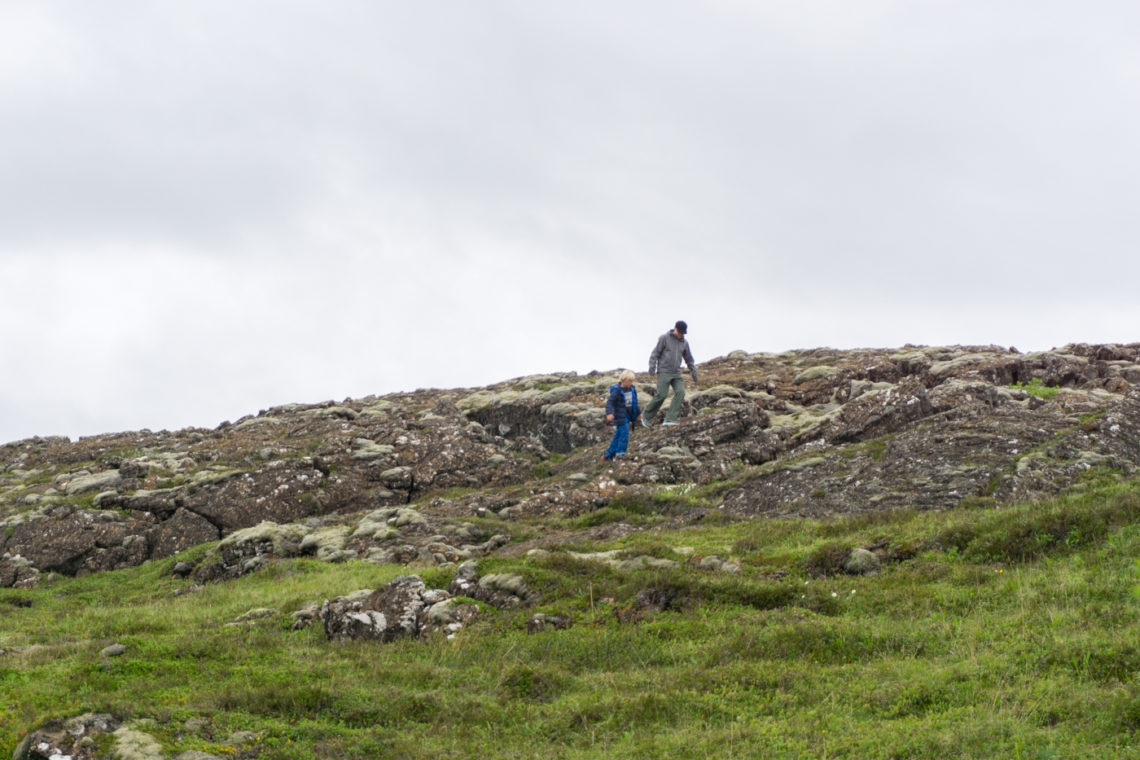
left=619, top=370, right=635, bottom=383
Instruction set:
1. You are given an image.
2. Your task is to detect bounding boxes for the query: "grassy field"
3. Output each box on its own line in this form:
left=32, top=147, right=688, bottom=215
left=3, top=478, right=1140, bottom=759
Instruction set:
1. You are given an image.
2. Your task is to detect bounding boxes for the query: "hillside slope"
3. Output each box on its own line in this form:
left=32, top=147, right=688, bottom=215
left=3, top=343, right=1139, bottom=586
left=4, top=343, right=1140, bottom=758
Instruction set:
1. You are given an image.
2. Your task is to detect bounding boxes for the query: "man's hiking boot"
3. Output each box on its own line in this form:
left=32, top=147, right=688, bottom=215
left=640, top=418, right=651, bottom=428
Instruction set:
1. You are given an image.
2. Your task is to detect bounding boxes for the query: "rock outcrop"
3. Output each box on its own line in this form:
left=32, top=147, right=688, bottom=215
left=5, top=343, right=1140, bottom=586
left=319, top=569, right=488, bottom=642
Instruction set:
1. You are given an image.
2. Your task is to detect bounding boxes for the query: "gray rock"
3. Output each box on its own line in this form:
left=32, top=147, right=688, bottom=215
left=656, top=446, right=696, bottom=461
left=420, top=598, right=480, bottom=637
left=150, top=508, right=220, bottom=560
left=225, top=731, right=260, bottom=745
left=182, top=717, right=210, bottom=733
left=64, top=470, right=122, bottom=495
left=113, top=725, right=165, bottom=760
left=390, top=508, right=427, bottom=528
left=455, top=572, right=538, bottom=608
left=323, top=606, right=387, bottom=639
left=380, top=466, right=413, bottom=489
left=844, top=548, right=881, bottom=575
left=101, top=643, right=127, bottom=658
left=526, top=613, right=573, bottom=634
left=64, top=712, right=119, bottom=736
left=5, top=507, right=148, bottom=576
left=0, top=555, right=38, bottom=588
left=12, top=734, right=32, bottom=760
left=92, top=490, right=120, bottom=507
left=698, top=555, right=741, bottom=573
left=228, top=608, right=278, bottom=626
left=290, top=604, right=320, bottom=630
left=365, top=575, right=428, bottom=640
left=616, top=556, right=679, bottom=571
left=352, top=439, right=395, bottom=460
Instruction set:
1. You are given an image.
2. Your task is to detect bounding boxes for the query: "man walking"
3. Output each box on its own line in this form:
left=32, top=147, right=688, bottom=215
left=642, top=320, right=698, bottom=428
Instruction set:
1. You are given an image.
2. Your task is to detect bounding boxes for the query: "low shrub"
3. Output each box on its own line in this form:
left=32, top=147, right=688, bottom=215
left=497, top=663, right=571, bottom=703
left=803, top=542, right=851, bottom=577
left=933, top=484, right=1140, bottom=563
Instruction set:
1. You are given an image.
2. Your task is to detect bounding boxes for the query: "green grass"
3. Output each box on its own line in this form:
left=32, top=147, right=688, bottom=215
left=1009, top=378, right=1061, bottom=400
left=4, top=480, right=1140, bottom=758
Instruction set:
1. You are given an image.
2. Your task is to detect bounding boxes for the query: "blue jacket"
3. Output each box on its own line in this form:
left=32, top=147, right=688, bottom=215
left=605, top=384, right=640, bottom=425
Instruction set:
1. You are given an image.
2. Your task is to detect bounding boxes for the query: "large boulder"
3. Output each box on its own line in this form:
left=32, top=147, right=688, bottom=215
left=181, top=461, right=326, bottom=532
left=448, top=561, right=538, bottom=608
left=148, top=508, right=220, bottom=560
left=62, top=470, right=123, bottom=495
left=0, top=554, right=38, bottom=588
left=192, top=521, right=307, bottom=582
left=819, top=380, right=934, bottom=445
left=14, top=713, right=121, bottom=760
left=5, top=506, right=151, bottom=576
left=320, top=575, right=480, bottom=642
left=363, top=575, right=430, bottom=640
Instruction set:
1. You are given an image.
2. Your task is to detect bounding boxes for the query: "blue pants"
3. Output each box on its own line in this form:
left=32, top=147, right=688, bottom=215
left=605, top=422, right=629, bottom=459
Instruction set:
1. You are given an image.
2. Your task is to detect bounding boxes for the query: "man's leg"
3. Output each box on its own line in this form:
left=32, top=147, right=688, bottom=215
left=642, top=374, right=672, bottom=424
left=664, top=375, right=686, bottom=423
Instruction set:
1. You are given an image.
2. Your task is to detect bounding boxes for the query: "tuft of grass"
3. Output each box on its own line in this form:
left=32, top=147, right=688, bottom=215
left=1009, top=377, right=1061, bottom=399
left=566, top=489, right=716, bottom=530
left=803, top=541, right=852, bottom=577
left=496, top=663, right=572, bottom=703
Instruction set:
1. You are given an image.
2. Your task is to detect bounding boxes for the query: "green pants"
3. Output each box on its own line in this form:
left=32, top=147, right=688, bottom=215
left=643, top=372, right=685, bottom=423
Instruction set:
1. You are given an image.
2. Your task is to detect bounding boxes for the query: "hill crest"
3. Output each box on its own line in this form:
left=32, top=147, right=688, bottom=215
left=3, top=342, right=1140, bottom=588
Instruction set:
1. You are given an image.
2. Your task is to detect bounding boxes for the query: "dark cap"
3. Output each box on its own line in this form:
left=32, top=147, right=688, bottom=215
left=675, top=320, right=688, bottom=335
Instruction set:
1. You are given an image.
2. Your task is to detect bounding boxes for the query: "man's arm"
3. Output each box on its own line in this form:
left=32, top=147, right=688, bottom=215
left=648, top=335, right=665, bottom=374
left=684, top=343, right=698, bottom=382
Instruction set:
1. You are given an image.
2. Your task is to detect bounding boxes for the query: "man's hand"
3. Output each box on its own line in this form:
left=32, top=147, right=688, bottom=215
left=606, top=413, right=614, bottom=423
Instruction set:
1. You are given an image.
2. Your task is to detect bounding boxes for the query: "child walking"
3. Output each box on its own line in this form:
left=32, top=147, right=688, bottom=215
left=604, top=370, right=641, bottom=461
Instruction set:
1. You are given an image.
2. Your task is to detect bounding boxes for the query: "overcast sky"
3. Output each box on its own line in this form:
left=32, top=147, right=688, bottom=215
left=2, top=1, right=1139, bottom=444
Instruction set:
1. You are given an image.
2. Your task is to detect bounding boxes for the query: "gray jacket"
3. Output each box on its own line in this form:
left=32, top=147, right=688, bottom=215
left=649, top=331, right=698, bottom=381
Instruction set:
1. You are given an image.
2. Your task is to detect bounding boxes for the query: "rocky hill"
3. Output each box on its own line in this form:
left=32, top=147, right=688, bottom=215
left=4, top=342, right=1140, bottom=591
